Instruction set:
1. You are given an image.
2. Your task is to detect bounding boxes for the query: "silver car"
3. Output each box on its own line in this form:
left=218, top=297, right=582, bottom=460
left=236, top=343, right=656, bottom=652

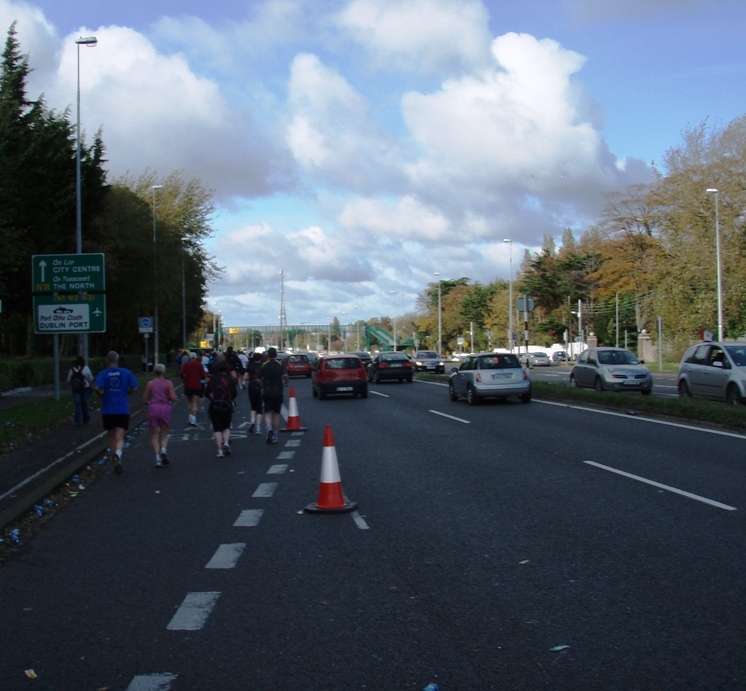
left=412, top=350, right=445, bottom=373
left=677, top=342, right=746, bottom=405
left=449, top=352, right=531, bottom=405
left=570, top=347, right=653, bottom=394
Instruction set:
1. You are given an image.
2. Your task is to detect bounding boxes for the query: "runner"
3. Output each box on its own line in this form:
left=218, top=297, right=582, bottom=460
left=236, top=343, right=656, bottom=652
left=179, top=351, right=206, bottom=426
left=204, top=359, right=238, bottom=457
left=94, top=351, right=138, bottom=475
left=258, top=347, right=289, bottom=445
left=244, top=351, right=264, bottom=435
left=142, top=364, right=177, bottom=467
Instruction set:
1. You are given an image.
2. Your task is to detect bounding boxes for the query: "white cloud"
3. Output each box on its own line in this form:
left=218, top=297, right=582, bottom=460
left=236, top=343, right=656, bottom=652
left=335, top=0, right=492, bottom=74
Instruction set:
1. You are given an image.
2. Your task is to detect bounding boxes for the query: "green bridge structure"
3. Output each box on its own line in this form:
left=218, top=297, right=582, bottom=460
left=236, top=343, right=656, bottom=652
left=208, top=323, right=414, bottom=351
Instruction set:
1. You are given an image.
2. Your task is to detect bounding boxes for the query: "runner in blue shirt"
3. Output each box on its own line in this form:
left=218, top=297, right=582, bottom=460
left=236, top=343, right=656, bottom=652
left=94, top=351, right=138, bottom=475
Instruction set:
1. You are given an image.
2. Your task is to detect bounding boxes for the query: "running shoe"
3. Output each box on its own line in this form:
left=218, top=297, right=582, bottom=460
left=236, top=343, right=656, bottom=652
left=266, top=430, right=273, bottom=445
left=155, top=460, right=163, bottom=468
left=271, top=432, right=279, bottom=445
left=113, top=460, right=123, bottom=474
left=248, top=422, right=256, bottom=434
left=223, top=443, right=231, bottom=456
left=216, top=451, right=224, bottom=458
left=161, top=451, right=170, bottom=466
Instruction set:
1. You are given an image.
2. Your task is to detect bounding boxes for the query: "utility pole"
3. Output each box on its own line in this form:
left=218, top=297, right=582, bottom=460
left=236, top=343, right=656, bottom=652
left=279, top=269, right=288, bottom=351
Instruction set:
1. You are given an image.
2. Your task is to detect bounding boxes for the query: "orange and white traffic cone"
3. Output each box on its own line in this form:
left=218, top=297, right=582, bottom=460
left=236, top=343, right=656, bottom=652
left=281, top=387, right=308, bottom=432
left=305, top=425, right=358, bottom=514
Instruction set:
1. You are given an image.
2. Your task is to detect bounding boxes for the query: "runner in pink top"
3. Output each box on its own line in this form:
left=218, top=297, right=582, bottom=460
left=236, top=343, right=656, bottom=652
left=142, top=364, right=177, bottom=467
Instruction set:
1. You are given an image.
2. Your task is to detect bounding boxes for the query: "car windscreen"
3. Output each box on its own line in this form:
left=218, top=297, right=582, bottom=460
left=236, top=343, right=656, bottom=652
left=725, top=346, right=746, bottom=367
left=324, top=358, right=361, bottom=370
left=381, top=353, right=409, bottom=361
left=416, top=352, right=438, bottom=358
left=479, top=355, right=521, bottom=369
left=598, top=350, right=639, bottom=365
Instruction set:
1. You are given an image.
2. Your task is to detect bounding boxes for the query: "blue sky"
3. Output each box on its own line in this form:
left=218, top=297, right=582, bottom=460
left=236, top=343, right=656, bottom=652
left=3, top=0, right=744, bottom=327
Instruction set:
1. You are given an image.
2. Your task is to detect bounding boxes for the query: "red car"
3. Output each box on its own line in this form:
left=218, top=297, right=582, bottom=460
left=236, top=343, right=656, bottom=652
left=312, top=354, right=368, bottom=399
left=286, top=354, right=312, bottom=377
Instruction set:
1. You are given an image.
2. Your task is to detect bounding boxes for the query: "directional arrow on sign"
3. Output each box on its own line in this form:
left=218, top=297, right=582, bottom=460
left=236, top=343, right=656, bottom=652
left=38, top=259, right=47, bottom=283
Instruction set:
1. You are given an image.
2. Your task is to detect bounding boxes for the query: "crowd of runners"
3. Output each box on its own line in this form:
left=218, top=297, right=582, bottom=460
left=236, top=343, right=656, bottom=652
left=67, top=346, right=289, bottom=474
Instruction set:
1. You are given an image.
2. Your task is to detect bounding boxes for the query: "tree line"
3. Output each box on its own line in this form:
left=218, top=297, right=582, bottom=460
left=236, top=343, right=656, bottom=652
left=0, top=23, right=217, bottom=359
left=409, top=115, right=746, bottom=357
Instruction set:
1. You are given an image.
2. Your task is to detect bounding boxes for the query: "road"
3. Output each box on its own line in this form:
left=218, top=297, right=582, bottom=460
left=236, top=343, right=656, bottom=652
left=0, top=379, right=743, bottom=690
left=528, top=364, right=680, bottom=398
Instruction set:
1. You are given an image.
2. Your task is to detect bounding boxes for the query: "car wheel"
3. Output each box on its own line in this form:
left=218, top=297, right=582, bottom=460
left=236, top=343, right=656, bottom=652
left=594, top=377, right=604, bottom=392
left=318, top=390, right=327, bottom=400
left=406, top=377, right=413, bottom=383
left=520, top=391, right=532, bottom=404
left=678, top=380, right=691, bottom=398
left=467, top=385, right=479, bottom=406
left=449, top=383, right=458, bottom=401
left=374, top=372, right=381, bottom=384
left=312, top=386, right=318, bottom=398
left=361, top=386, right=368, bottom=399
left=641, top=389, right=652, bottom=396
left=726, top=383, right=742, bottom=405
left=569, top=374, right=577, bottom=388
left=306, top=372, right=312, bottom=378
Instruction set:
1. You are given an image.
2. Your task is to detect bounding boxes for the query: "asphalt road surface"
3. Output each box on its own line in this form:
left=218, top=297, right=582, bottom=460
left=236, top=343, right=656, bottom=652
left=0, top=379, right=743, bottom=690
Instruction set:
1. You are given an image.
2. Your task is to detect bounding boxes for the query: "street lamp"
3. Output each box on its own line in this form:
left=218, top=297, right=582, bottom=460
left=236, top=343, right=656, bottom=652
left=503, top=239, right=513, bottom=352
left=706, top=189, right=724, bottom=342
left=434, top=273, right=442, bottom=355
left=152, top=184, right=164, bottom=365
left=389, top=290, right=397, bottom=351
left=354, top=304, right=360, bottom=350
left=75, top=35, right=97, bottom=357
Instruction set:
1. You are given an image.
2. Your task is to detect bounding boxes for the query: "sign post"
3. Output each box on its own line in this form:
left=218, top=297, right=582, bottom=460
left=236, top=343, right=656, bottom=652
left=515, top=296, right=535, bottom=356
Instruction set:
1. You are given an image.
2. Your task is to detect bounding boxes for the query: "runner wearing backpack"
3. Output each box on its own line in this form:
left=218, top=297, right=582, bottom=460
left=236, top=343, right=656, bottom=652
left=67, top=356, right=93, bottom=427
left=204, top=359, right=238, bottom=457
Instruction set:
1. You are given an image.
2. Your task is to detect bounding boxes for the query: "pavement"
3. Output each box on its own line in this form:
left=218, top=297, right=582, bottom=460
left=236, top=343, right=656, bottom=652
left=0, top=377, right=181, bottom=533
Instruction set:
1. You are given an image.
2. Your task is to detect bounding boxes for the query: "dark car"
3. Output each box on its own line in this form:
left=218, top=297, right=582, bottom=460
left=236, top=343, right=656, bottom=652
left=348, top=350, right=372, bottom=368
left=412, top=350, right=445, bottom=373
left=367, top=351, right=413, bottom=383
left=286, top=353, right=312, bottom=377
left=570, top=347, right=652, bottom=394
left=312, top=354, right=368, bottom=399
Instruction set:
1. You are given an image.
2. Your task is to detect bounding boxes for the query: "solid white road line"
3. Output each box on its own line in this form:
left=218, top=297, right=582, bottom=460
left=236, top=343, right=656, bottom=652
left=205, top=543, right=246, bottom=569
left=233, top=509, right=264, bottom=527
left=415, top=380, right=448, bottom=387
left=125, top=673, right=178, bottom=690
left=350, top=510, right=370, bottom=530
left=429, top=410, right=471, bottom=424
left=536, top=399, right=746, bottom=440
left=369, top=390, right=390, bottom=397
left=585, top=461, right=737, bottom=511
left=167, top=592, right=221, bottom=630
left=268, top=464, right=289, bottom=474
left=252, top=482, right=278, bottom=498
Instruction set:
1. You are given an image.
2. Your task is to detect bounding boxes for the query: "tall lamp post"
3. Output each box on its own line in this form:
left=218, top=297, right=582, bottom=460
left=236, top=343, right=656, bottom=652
left=434, top=273, right=442, bottom=355
left=75, top=35, right=97, bottom=357
left=389, top=290, right=397, bottom=351
left=152, top=185, right=164, bottom=365
left=354, top=304, right=360, bottom=350
left=706, top=188, right=724, bottom=341
left=503, top=239, right=513, bottom=352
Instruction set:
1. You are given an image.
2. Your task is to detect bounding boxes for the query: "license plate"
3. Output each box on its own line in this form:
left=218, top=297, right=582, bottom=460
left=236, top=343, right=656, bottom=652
left=390, top=363, right=402, bottom=368
left=623, top=380, right=640, bottom=386
left=337, top=386, right=353, bottom=392
left=491, top=373, right=510, bottom=380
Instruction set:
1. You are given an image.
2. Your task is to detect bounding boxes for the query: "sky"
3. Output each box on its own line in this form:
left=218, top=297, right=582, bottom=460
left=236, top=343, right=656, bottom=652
left=2, top=0, right=745, bottom=328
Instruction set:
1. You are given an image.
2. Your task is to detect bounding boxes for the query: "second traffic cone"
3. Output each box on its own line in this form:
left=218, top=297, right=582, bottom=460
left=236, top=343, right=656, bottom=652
left=305, top=425, right=358, bottom=514
left=281, top=387, right=308, bottom=432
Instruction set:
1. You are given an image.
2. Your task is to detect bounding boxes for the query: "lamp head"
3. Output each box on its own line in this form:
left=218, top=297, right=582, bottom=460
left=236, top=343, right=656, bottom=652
left=76, top=36, right=98, bottom=47
left=706, top=188, right=718, bottom=193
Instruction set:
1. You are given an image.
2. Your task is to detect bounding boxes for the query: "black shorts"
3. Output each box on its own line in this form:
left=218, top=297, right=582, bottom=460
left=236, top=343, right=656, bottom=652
left=185, top=387, right=204, bottom=399
left=263, top=394, right=283, bottom=414
left=248, top=387, right=263, bottom=412
left=209, top=408, right=232, bottom=432
left=102, top=414, right=130, bottom=431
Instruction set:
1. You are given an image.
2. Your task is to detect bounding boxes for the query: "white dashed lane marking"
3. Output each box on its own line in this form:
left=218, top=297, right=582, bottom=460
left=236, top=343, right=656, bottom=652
left=167, top=592, right=221, bottom=631
left=285, top=439, right=301, bottom=447
left=277, top=451, right=295, bottom=459
left=369, top=391, right=389, bottom=397
left=205, top=543, right=246, bottom=569
left=252, top=482, right=278, bottom=498
left=268, top=464, right=288, bottom=474
left=429, top=410, right=471, bottom=424
left=233, top=509, right=264, bottom=527
left=351, top=510, right=370, bottom=530
left=125, top=673, right=178, bottom=690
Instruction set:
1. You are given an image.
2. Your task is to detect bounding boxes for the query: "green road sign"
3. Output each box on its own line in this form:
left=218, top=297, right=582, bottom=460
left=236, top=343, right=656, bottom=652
left=32, top=253, right=105, bottom=293
left=33, top=294, right=106, bottom=334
